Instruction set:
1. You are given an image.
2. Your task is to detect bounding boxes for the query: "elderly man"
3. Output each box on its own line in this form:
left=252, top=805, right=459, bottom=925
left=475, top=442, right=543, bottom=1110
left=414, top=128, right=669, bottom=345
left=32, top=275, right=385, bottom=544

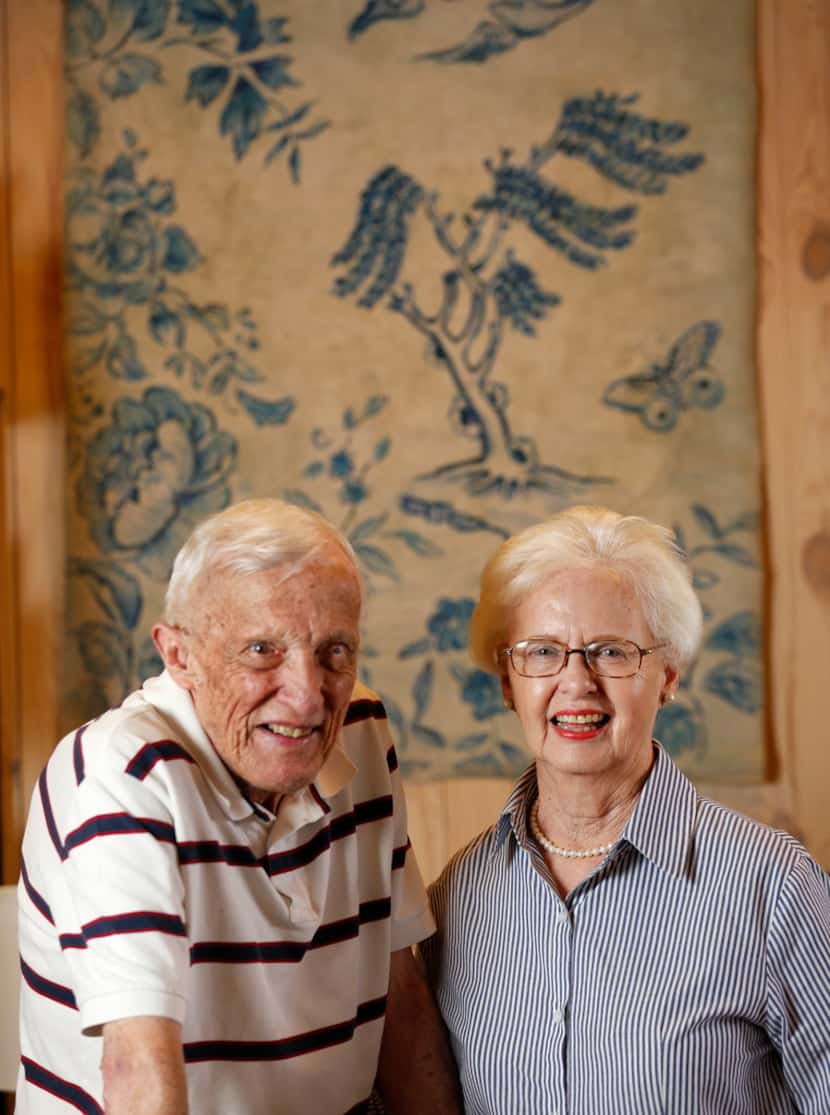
left=17, top=499, right=461, bottom=1114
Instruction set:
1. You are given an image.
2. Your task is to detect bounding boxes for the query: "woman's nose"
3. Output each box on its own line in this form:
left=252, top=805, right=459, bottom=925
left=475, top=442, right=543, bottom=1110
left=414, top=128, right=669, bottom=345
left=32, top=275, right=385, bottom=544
left=557, top=649, right=598, bottom=691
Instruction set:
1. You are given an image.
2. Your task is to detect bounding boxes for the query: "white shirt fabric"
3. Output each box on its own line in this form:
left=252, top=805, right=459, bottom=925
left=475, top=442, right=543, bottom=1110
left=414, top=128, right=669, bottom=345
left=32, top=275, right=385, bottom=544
left=17, top=671, right=433, bottom=1114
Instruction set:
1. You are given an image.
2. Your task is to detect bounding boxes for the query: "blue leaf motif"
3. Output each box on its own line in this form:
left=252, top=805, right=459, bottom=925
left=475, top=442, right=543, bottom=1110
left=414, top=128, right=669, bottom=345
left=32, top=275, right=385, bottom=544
left=235, top=389, right=295, bottom=426
left=705, top=611, right=760, bottom=658
left=398, top=637, right=432, bottom=660
left=66, top=87, right=101, bottom=158
left=99, top=54, right=162, bottom=99
left=709, top=542, right=758, bottom=568
left=144, top=178, right=176, bottom=214
left=118, top=0, right=170, bottom=42
left=177, top=0, right=227, bottom=34
left=77, top=621, right=130, bottom=680
left=149, top=305, right=184, bottom=347
left=350, top=514, right=387, bottom=542
left=162, top=226, right=201, bottom=273
left=251, top=56, right=297, bottom=91
left=283, top=489, right=323, bottom=514
left=186, top=65, right=231, bottom=108
left=373, top=436, right=391, bottom=461
left=386, top=530, right=443, bottom=558
left=66, top=0, right=106, bottom=58
left=703, top=658, right=762, bottom=713
left=353, top=543, right=398, bottom=580
left=106, top=335, right=147, bottom=380
left=68, top=558, right=143, bottom=628
left=229, top=1, right=262, bottom=50
left=220, top=77, right=267, bottom=160
left=411, top=723, right=446, bottom=749
left=412, top=659, right=434, bottom=721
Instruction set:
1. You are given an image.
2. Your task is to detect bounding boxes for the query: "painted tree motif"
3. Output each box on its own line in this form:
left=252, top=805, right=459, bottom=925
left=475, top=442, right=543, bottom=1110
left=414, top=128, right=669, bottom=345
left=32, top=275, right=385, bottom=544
left=332, top=92, right=704, bottom=504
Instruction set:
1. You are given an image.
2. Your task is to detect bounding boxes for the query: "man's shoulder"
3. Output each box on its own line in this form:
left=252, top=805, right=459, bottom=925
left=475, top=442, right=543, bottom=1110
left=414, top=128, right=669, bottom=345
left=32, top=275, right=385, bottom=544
left=57, top=676, right=194, bottom=782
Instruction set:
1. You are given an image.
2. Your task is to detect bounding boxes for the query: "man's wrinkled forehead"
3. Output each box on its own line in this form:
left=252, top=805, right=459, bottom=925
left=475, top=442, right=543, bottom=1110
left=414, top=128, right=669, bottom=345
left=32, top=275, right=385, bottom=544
left=188, top=542, right=361, bottom=625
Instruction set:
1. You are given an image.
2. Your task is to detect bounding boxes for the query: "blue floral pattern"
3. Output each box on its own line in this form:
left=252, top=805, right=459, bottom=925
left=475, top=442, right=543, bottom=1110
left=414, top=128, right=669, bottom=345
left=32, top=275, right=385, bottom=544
left=63, top=4, right=762, bottom=780
left=65, top=0, right=328, bottom=178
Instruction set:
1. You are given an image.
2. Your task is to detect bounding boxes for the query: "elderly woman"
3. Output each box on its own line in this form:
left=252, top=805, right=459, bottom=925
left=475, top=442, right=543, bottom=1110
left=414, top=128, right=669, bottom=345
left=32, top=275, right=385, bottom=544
left=422, top=506, right=830, bottom=1115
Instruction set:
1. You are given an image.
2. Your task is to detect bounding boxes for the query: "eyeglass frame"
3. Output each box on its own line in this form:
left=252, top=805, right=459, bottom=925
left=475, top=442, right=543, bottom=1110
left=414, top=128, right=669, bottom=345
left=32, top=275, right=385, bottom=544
left=499, top=637, right=666, bottom=679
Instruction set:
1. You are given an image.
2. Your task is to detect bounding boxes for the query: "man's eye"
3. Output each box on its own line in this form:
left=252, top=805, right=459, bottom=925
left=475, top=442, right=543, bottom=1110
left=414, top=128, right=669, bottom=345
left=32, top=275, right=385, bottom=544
left=321, top=643, right=356, bottom=672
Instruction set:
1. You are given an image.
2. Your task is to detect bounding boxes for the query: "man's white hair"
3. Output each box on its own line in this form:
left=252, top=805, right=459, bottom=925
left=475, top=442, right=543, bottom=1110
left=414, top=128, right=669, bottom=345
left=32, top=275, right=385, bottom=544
left=469, top=505, right=703, bottom=674
left=164, top=498, right=360, bottom=626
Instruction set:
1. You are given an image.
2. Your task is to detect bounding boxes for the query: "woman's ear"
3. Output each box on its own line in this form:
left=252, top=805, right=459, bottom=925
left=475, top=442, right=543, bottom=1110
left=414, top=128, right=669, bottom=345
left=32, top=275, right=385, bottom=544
left=660, top=663, right=680, bottom=705
left=499, top=669, right=514, bottom=711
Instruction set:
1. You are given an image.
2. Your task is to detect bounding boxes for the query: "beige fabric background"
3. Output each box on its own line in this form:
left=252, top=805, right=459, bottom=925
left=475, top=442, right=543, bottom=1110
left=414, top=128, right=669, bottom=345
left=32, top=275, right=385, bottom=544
left=63, top=0, right=761, bottom=781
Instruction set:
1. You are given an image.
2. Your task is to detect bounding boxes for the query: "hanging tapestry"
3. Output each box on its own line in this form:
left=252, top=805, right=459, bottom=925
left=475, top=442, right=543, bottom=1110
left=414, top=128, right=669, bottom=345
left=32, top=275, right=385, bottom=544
left=63, top=0, right=762, bottom=782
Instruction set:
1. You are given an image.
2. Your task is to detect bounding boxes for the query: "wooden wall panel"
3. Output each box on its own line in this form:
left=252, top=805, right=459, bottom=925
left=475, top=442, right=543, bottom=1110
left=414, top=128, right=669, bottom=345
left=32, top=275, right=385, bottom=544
left=0, top=0, right=65, bottom=881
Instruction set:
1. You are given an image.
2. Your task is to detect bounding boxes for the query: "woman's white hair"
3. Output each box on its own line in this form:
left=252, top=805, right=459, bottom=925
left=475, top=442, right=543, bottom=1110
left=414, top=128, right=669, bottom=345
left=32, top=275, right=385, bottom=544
left=469, top=505, right=703, bottom=674
left=164, top=498, right=359, bottom=626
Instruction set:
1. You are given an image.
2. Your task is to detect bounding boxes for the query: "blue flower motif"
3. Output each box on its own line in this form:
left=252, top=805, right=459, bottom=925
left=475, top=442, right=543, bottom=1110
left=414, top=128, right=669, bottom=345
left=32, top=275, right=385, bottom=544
left=77, top=385, right=237, bottom=577
left=457, top=669, right=505, bottom=721
left=330, top=449, right=354, bottom=477
left=66, top=149, right=200, bottom=305
left=427, top=597, right=475, bottom=652
left=655, top=702, right=706, bottom=758
left=341, top=477, right=368, bottom=504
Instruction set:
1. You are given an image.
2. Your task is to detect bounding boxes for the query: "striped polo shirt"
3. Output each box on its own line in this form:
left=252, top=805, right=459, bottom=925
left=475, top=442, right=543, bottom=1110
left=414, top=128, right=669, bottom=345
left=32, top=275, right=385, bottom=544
left=17, top=671, right=434, bottom=1114
left=423, top=744, right=830, bottom=1115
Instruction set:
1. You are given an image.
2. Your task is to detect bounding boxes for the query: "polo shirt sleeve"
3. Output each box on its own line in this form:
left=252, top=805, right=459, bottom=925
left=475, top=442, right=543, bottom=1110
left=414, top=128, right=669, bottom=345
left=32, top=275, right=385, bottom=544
left=387, top=742, right=435, bottom=953
left=765, top=850, right=830, bottom=1112
left=58, top=746, right=189, bottom=1035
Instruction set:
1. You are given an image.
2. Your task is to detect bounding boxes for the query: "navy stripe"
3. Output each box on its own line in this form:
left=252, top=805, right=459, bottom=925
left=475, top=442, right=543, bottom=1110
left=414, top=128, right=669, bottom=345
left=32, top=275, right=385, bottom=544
left=82, top=911, right=186, bottom=941
left=22, top=1057, right=103, bottom=1113
left=354, top=795, right=393, bottom=826
left=72, top=724, right=88, bottom=785
left=65, top=813, right=176, bottom=853
left=125, top=739, right=195, bottom=780
left=344, top=698, right=387, bottom=726
left=21, top=857, right=54, bottom=925
left=21, top=957, right=78, bottom=1009
left=190, top=898, right=392, bottom=964
left=391, top=839, right=410, bottom=870
left=39, top=768, right=66, bottom=861
left=177, top=840, right=259, bottom=867
left=59, top=932, right=86, bottom=951
left=183, top=995, right=386, bottom=1063
left=385, top=745, right=399, bottom=773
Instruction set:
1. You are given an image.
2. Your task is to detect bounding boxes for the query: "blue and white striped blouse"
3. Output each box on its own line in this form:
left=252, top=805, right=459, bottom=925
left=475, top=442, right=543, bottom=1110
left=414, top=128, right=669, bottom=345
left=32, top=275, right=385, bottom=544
left=423, top=744, right=830, bottom=1115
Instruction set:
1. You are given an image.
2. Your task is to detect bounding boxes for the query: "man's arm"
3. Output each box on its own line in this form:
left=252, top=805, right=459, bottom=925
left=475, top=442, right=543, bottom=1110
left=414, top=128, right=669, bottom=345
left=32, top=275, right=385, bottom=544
left=101, top=1017, right=188, bottom=1115
left=376, top=946, right=463, bottom=1114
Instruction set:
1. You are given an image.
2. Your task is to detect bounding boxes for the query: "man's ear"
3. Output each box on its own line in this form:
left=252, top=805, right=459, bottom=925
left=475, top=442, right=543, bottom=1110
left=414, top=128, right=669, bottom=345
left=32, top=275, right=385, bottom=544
left=152, top=623, right=195, bottom=690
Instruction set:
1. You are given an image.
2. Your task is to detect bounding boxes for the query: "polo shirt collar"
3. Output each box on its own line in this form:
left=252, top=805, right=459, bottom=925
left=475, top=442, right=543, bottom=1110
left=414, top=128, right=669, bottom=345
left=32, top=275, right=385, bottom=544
left=141, top=671, right=356, bottom=824
left=492, top=743, right=698, bottom=880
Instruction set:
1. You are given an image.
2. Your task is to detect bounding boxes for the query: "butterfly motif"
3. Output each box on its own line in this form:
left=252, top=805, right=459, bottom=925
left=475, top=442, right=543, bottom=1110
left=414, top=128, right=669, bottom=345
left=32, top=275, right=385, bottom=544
left=602, top=320, right=724, bottom=432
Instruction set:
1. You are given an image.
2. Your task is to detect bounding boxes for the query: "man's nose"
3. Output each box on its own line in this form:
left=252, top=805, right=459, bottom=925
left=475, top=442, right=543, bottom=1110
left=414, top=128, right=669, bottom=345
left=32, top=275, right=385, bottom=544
left=274, top=653, right=327, bottom=707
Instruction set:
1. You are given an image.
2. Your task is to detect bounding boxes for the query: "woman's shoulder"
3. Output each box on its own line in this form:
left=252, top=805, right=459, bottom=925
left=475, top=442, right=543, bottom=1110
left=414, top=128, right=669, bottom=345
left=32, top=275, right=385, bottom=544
left=693, top=790, right=824, bottom=883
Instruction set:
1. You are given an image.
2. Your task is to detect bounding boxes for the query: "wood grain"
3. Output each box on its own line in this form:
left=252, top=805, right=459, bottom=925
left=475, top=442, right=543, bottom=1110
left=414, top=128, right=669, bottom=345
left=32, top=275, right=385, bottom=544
left=0, top=0, right=66, bottom=881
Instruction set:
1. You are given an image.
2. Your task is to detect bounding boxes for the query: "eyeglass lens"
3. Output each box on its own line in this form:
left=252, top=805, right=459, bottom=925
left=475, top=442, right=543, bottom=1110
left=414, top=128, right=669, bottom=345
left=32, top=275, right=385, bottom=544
left=511, top=639, right=644, bottom=678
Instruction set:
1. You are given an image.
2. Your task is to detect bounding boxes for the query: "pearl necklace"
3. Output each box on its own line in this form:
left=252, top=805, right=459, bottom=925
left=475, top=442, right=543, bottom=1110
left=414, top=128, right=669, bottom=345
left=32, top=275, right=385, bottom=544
left=529, top=799, right=616, bottom=860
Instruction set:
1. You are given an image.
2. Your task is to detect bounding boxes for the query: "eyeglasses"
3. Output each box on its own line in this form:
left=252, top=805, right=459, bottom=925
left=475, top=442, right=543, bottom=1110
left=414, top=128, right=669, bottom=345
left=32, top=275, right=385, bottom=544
left=500, top=638, right=664, bottom=679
